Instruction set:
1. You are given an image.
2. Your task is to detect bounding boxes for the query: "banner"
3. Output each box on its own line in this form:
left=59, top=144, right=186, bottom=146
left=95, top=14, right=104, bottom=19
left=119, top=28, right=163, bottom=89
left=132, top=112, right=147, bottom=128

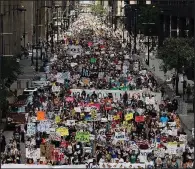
left=99, top=163, right=145, bottom=168
left=70, top=89, right=161, bottom=104
left=56, top=127, right=69, bottom=136
left=75, top=131, right=90, bottom=142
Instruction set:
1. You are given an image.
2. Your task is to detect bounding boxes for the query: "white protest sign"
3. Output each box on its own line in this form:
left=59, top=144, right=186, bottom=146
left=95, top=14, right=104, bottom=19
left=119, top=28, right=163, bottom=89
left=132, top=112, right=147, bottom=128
left=26, top=148, right=40, bottom=161
left=27, top=123, right=36, bottom=136
left=114, top=132, right=126, bottom=141
left=139, top=149, right=153, bottom=163
left=154, top=149, right=165, bottom=158
left=49, top=127, right=56, bottom=133
left=52, top=86, right=60, bottom=92
left=145, top=97, right=155, bottom=105
left=37, top=121, right=51, bottom=132
left=179, top=134, right=187, bottom=143
left=66, top=120, right=75, bottom=126
left=30, top=116, right=36, bottom=123
left=171, top=129, right=178, bottom=136
left=168, top=122, right=176, bottom=127
left=74, top=107, right=81, bottom=112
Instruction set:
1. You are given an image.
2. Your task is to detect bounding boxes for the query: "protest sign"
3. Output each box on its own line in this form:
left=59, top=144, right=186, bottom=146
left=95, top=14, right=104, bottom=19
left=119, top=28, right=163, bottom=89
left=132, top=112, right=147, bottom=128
left=75, top=131, right=90, bottom=142
left=125, top=113, right=133, bottom=121
left=179, top=134, right=187, bottom=143
left=27, top=123, right=36, bottom=136
left=82, top=77, right=90, bottom=85
left=167, top=142, right=178, bottom=154
left=55, top=115, right=61, bottom=124
left=63, top=71, right=70, bottom=80
left=56, top=127, right=69, bottom=136
left=139, top=149, right=153, bottom=163
left=115, top=132, right=126, bottom=141
left=154, top=149, right=165, bottom=158
left=81, top=68, right=90, bottom=77
left=26, top=148, right=40, bottom=161
left=98, top=72, right=104, bottom=79
left=90, top=57, right=96, bottom=63
left=66, top=97, right=74, bottom=102
left=66, top=120, right=75, bottom=126
left=52, top=86, right=60, bottom=92
left=37, top=121, right=51, bottom=132
left=46, top=144, right=55, bottom=160
left=40, top=144, right=46, bottom=157
left=113, top=115, right=120, bottom=120
left=135, top=116, right=144, bottom=122
left=74, top=107, right=81, bottom=112
left=37, top=111, right=45, bottom=121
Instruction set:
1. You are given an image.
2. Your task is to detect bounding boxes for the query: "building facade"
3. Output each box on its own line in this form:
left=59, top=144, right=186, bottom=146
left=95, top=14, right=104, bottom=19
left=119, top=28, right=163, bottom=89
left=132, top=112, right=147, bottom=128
left=0, top=0, right=23, bottom=57
left=124, top=0, right=194, bottom=45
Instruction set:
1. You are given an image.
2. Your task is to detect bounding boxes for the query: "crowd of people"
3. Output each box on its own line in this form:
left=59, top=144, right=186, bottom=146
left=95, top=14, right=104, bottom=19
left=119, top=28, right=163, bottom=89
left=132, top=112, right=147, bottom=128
left=1, top=13, right=194, bottom=169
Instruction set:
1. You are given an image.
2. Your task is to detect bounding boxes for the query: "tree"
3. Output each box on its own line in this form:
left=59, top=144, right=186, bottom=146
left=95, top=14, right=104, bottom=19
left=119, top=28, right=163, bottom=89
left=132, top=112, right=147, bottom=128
left=158, top=38, right=194, bottom=95
left=0, top=56, right=22, bottom=120
left=2, top=56, right=23, bottom=88
left=90, top=4, right=106, bottom=17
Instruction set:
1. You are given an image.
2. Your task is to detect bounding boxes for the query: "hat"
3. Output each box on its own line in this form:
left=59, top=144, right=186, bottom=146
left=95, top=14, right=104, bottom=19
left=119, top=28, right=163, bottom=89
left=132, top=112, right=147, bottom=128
left=119, top=159, right=123, bottom=163
left=115, top=158, right=119, bottom=161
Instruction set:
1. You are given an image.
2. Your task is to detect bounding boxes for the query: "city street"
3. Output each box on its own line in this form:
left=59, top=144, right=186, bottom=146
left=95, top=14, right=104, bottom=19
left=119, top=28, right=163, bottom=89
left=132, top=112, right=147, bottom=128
left=0, top=0, right=194, bottom=168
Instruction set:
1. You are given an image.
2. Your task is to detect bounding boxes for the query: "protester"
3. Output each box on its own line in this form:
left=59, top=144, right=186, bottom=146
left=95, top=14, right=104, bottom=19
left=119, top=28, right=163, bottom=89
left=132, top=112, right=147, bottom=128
left=1, top=12, right=194, bottom=169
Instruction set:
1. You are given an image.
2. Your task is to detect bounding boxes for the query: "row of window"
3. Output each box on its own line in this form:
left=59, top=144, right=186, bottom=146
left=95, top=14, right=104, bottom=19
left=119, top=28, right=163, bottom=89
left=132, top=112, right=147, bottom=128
left=124, top=0, right=194, bottom=5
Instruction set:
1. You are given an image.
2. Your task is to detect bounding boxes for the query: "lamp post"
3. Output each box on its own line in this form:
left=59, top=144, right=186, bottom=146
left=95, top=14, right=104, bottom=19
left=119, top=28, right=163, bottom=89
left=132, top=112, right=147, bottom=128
left=18, top=6, right=27, bottom=48
left=194, top=0, right=195, bottom=113
left=142, top=22, right=155, bottom=66
left=33, top=5, right=52, bottom=71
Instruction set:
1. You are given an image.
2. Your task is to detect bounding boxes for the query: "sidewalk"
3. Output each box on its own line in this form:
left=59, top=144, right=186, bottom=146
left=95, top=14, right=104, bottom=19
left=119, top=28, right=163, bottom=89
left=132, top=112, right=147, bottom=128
left=10, top=57, right=39, bottom=94
left=138, top=52, right=194, bottom=138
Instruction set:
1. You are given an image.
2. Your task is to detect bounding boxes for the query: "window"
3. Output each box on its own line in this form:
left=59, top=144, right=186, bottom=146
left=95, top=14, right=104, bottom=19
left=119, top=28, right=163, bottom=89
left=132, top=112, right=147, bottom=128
left=138, top=0, right=146, bottom=4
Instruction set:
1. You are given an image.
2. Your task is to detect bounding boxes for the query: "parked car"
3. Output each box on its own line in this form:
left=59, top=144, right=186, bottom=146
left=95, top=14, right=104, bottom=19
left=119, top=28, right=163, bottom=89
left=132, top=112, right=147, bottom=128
left=31, top=76, right=50, bottom=88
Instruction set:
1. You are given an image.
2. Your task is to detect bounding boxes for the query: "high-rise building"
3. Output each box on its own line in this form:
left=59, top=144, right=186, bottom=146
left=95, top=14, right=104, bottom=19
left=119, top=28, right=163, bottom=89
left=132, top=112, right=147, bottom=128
left=124, top=0, right=194, bottom=45
left=0, top=0, right=23, bottom=57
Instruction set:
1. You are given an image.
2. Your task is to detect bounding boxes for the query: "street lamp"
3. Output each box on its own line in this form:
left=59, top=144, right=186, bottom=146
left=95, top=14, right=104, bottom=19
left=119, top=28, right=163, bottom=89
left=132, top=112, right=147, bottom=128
left=142, top=22, right=155, bottom=66
left=17, top=6, right=27, bottom=48
left=193, top=0, right=195, bottom=112
left=33, top=6, right=52, bottom=72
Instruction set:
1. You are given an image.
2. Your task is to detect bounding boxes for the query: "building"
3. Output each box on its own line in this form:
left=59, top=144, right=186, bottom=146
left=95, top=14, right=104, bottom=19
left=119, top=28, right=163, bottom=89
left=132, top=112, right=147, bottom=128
left=124, top=0, right=194, bottom=45
left=0, top=0, right=23, bottom=57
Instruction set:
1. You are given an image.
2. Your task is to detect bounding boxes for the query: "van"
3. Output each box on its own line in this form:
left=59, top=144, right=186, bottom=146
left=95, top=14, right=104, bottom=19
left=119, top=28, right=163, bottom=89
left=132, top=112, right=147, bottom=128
left=23, top=87, right=38, bottom=95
